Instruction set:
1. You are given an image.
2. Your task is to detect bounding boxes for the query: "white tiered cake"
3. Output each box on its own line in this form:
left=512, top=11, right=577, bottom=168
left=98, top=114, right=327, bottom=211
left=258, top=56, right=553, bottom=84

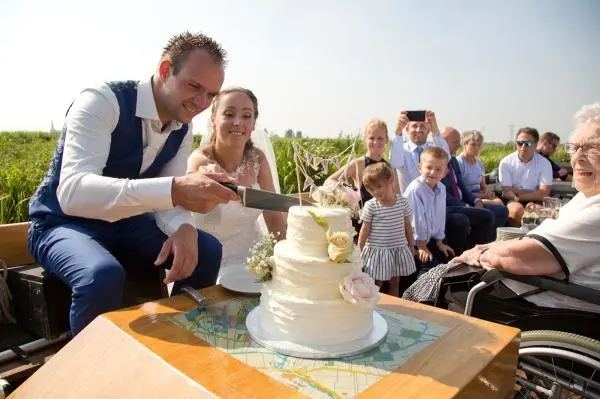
left=252, top=206, right=382, bottom=351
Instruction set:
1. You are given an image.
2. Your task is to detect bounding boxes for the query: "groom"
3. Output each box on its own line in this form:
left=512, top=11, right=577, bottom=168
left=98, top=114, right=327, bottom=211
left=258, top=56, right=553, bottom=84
left=28, top=32, right=238, bottom=335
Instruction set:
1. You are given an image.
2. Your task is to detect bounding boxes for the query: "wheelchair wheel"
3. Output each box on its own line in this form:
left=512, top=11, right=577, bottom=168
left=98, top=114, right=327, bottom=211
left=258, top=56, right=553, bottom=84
left=514, top=330, right=600, bottom=398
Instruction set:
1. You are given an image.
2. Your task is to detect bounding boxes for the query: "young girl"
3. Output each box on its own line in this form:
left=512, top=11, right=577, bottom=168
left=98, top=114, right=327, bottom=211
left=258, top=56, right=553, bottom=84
left=327, top=119, right=401, bottom=236
left=358, top=162, right=416, bottom=296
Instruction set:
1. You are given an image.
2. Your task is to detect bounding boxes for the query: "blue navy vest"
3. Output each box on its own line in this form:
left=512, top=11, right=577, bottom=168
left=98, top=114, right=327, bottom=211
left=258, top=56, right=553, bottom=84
left=29, top=80, right=188, bottom=222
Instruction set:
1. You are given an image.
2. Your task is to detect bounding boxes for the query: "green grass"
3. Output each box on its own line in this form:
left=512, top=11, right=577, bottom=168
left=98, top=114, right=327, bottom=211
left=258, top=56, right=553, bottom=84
left=0, top=132, right=569, bottom=224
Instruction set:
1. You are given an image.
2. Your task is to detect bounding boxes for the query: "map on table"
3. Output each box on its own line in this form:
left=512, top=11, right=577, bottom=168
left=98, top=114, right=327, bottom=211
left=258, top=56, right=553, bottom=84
left=169, top=297, right=447, bottom=399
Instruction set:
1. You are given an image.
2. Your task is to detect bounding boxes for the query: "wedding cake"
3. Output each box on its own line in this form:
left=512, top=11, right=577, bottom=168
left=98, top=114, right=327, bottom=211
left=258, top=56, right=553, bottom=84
left=256, top=205, right=380, bottom=347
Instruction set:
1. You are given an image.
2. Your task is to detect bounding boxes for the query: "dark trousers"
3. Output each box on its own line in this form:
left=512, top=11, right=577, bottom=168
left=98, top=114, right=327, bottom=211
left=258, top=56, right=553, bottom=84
left=28, top=213, right=222, bottom=335
left=484, top=203, right=508, bottom=229
left=447, top=206, right=496, bottom=250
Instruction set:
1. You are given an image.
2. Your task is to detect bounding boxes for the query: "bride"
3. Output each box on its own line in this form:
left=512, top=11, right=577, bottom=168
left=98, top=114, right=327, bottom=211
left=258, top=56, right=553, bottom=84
left=187, top=87, right=286, bottom=281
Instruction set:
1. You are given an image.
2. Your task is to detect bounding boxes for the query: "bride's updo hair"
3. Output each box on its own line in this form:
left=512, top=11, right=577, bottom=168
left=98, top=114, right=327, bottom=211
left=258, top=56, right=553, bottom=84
left=209, top=87, right=259, bottom=156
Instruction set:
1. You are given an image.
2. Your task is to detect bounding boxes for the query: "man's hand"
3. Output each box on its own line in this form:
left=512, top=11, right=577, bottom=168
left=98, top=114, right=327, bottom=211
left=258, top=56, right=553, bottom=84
left=155, top=223, right=199, bottom=284
left=171, top=172, right=239, bottom=213
left=425, top=111, right=440, bottom=134
left=436, top=241, right=455, bottom=258
left=395, top=111, right=410, bottom=136
left=474, top=199, right=484, bottom=208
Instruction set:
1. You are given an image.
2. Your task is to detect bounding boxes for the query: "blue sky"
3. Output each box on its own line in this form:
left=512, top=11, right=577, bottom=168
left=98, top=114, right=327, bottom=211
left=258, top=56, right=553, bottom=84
left=1, top=0, right=599, bottom=142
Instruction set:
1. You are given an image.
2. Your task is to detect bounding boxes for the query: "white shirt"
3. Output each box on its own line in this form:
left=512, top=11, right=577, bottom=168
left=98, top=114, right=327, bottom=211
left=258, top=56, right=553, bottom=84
left=503, top=192, right=600, bottom=313
left=498, top=152, right=553, bottom=192
left=389, top=134, right=451, bottom=193
left=57, top=78, right=194, bottom=235
left=403, top=177, right=446, bottom=242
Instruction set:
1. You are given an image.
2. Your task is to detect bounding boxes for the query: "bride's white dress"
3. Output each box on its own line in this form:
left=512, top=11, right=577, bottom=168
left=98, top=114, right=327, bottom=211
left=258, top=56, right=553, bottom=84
left=192, top=147, right=266, bottom=281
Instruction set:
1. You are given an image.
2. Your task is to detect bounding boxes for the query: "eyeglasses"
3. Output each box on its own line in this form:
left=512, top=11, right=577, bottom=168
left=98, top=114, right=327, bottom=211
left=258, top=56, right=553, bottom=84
left=516, top=140, right=533, bottom=148
left=546, top=141, right=558, bottom=149
left=566, top=143, right=600, bottom=158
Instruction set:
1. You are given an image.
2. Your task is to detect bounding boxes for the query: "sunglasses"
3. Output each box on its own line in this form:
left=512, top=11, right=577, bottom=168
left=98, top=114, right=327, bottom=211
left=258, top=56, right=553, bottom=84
left=516, top=140, right=534, bottom=148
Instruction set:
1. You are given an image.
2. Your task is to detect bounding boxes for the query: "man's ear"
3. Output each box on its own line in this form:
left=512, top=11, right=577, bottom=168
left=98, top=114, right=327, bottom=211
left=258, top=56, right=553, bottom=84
left=158, top=59, right=172, bottom=81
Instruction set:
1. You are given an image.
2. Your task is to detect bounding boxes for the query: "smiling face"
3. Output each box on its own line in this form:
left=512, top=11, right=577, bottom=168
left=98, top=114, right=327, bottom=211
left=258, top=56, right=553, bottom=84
left=364, top=126, right=388, bottom=159
left=159, top=49, right=225, bottom=124
left=570, top=122, right=600, bottom=197
left=211, top=91, right=257, bottom=150
left=419, top=153, right=448, bottom=188
left=407, top=121, right=429, bottom=145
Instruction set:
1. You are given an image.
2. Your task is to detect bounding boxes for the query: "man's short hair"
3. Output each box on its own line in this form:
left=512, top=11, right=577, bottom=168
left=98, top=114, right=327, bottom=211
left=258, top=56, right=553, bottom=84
left=421, top=147, right=449, bottom=163
left=516, top=127, right=540, bottom=142
left=540, top=131, right=560, bottom=143
left=162, top=31, right=228, bottom=75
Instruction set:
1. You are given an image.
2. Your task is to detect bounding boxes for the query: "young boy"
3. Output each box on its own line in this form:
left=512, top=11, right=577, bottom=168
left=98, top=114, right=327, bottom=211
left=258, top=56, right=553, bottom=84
left=403, top=147, right=455, bottom=270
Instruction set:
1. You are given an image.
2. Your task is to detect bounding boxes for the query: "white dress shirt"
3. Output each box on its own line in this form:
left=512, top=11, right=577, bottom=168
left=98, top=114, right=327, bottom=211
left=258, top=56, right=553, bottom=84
left=57, top=78, right=194, bottom=235
left=498, top=152, right=553, bottom=192
left=389, top=134, right=451, bottom=193
left=402, top=177, right=447, bottom=242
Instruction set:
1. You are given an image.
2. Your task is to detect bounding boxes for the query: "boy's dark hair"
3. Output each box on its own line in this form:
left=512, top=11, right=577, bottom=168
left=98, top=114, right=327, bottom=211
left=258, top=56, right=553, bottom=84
left=540, top=131, right=560, bottom=143
left=516, top=127, right=540, bottom=142
left=421, top=147, right=449, bottom=163
left=362, top=162, right=394, bottom=191
left=162, top=31, right=227, bottom=75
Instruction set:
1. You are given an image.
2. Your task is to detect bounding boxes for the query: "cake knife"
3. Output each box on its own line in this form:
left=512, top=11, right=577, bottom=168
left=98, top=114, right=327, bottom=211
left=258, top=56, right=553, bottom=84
left=220, top=183, right=313, bottom=212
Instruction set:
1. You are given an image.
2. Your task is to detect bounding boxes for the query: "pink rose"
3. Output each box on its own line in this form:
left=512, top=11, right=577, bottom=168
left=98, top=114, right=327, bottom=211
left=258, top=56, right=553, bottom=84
left=339, top=271, right=380, bottom=308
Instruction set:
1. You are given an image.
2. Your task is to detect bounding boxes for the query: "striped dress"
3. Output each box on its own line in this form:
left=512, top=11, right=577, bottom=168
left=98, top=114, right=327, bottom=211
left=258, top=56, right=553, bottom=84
left=360, top=195, right=417, bottom=281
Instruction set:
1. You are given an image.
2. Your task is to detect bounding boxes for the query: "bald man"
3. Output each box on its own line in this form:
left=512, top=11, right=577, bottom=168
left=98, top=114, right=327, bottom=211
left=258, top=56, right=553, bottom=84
left=441, top=127, right=507, bottom=248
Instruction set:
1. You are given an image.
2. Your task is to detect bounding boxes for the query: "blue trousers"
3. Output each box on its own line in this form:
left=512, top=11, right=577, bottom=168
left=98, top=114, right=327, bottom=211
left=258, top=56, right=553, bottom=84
left=28, top=213, right=222, bottom=335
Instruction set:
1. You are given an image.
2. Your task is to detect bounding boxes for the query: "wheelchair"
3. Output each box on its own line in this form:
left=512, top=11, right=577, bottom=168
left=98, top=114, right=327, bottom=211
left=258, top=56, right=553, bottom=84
left=439, top=268, right=600, bottom=398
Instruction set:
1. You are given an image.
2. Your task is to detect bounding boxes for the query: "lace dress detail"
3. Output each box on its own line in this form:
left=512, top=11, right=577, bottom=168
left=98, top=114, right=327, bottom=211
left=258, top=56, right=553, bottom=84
left=192, top=147, right=265, bottom=280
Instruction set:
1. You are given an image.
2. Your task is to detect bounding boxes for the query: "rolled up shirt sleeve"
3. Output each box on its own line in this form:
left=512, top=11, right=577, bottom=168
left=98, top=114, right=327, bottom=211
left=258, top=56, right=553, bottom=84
left=389, top=135, right=406, bottom=170
left=431, top=134, right=451, bottom=160
left=57, top=85, right=175, bottom=222
left=154, top=122, right=195, bottom=236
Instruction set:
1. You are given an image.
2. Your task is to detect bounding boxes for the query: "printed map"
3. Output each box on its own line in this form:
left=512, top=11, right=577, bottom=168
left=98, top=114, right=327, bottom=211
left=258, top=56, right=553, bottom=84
left=169, top=297, right=447, bottom=398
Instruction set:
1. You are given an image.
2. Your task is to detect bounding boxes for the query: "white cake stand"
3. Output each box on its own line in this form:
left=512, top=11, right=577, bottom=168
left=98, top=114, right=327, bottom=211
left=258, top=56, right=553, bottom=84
left=246, top=308, right=388, bottom=359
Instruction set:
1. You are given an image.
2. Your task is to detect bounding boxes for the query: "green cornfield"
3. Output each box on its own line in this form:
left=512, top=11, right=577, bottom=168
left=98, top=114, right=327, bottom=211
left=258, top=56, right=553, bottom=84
left=0, top=132, right=569, bottom=225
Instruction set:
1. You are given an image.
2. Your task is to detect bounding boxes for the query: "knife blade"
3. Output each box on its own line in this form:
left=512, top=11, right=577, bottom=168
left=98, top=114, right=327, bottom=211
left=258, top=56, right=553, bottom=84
left=221, top=183, right=313, bottom=212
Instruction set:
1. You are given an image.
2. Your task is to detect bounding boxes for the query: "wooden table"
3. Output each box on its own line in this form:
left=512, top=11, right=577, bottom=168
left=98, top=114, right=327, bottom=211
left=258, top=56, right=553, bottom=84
left=11, top=286, right=520, bottom=398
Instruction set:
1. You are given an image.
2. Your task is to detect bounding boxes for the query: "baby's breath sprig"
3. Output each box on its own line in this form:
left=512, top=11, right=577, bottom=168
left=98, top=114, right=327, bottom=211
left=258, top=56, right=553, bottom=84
left=246, top=233, right=278, bottom=282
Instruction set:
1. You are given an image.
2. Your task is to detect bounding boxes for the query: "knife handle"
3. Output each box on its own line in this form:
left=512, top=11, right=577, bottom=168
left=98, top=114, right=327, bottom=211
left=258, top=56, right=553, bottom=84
left=220, top=182, right=239, bottom=193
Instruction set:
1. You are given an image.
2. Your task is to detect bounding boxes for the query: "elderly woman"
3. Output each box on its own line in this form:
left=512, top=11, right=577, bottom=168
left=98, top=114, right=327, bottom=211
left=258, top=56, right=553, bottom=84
left=456, top=130, right=504, bottom=206
left=450, top=103, right=600, bottom=314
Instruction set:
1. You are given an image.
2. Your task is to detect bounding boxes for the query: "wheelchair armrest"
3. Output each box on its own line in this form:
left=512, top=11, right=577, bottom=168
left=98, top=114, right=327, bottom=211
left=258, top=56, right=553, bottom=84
left=497, top=270, right=600, bottom=306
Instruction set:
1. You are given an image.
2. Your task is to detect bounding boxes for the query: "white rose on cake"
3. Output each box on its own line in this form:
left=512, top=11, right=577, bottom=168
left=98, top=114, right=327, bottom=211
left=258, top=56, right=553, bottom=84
left=339, top=272, right=380, bottom=307
left=327, top=231, right=353, bottom=263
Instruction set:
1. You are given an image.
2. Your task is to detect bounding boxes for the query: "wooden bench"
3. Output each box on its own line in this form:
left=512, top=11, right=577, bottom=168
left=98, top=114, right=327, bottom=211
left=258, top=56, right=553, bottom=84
left=1, top=222, right=168, bottom=340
